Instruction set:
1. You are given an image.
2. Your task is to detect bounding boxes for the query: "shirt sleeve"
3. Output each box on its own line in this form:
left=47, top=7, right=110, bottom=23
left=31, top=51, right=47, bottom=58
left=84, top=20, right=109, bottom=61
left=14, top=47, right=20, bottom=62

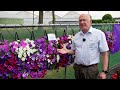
left=99, top=31, right=109, bottom=52
left=71, top=38, right=76, bottom=51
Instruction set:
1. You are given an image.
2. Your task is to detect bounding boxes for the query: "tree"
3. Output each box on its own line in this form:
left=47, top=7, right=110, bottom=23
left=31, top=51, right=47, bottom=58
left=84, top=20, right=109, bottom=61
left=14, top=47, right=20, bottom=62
left=38, top=11, right=44, bottom=36
left=102, top=14, right=115, bottom=23
left=102, top=14, right=113, bottom=21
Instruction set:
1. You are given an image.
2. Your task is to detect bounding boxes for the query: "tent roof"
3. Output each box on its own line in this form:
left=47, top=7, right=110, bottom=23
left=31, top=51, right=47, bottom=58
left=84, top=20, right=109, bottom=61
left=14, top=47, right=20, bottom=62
left=62, top=11, right=79, bottom=19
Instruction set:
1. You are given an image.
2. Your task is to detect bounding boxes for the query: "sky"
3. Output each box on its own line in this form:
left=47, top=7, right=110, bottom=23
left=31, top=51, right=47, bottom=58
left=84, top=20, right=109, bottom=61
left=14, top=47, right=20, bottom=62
left=4, top=11, right=120, bottom=19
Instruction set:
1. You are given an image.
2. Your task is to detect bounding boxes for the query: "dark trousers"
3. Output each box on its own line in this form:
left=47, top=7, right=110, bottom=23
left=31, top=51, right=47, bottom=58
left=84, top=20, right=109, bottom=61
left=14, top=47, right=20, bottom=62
left=73, top=63, right=99, bottom=79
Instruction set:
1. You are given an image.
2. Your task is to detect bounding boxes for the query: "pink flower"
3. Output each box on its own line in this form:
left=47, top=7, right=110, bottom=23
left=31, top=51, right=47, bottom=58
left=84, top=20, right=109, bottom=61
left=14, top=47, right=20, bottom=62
left=20, top=40, right=27, bottom=48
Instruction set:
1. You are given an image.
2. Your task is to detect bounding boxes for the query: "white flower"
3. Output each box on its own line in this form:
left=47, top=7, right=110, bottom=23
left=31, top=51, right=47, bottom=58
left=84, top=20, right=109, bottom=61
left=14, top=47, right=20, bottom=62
left=57, top=55, right=60, bottom=62
left=27, top=51, right=30, bottom=56
left=69, top=40, right=72, bottom=44
left=26, top=38, right=31, bottom=42
left=21, top=57, right=26, bottom=61
left=23, top=47, right=27, bottom=51
left=17, top=40, right=20, bottom=42
left=47, top=59, right=50, bottom=63
left=29, top=49, right=33, bottom=54
left=23, top=52, right=27, bottom=58
left=68, top=35, right=74, bottom=40
left=46, top=54, right=49, bottom=58
left=15, top=48, right=19, bottom=53
left=19, top=47, right=23, bottom=54
left=18, top=53, right=22, bottom=58
left=32, top=49, right=38, bottom=53
left=56, top=38, right=59, bottom=41
left=32, top=43, right=35, bottom=47
left=50, top=62, right=53, bottom=64
left=26, top=45, right=30, bottom=50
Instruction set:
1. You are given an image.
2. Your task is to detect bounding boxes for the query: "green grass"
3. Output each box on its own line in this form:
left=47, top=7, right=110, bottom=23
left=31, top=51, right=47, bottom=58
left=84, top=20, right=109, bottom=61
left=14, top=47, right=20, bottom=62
left=44, top=64, right=75, bottom=79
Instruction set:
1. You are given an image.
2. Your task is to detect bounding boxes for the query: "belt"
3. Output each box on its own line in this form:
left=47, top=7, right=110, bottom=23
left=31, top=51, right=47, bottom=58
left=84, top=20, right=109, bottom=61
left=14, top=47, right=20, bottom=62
left=75, top=63, right=98, bottom=67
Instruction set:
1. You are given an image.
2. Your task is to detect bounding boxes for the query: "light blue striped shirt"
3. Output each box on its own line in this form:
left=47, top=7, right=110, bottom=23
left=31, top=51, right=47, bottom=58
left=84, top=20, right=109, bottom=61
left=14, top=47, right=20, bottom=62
left=71, top=26, right=109, bottom=65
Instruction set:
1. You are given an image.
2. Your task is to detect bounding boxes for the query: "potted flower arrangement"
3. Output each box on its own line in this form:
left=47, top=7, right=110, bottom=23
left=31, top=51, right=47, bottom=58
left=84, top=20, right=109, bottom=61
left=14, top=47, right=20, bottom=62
left=0, top=38, right=47, bottom=79
left=0, top=34, right=75, bottom=79
left=57, top=34, right=74, bottom=68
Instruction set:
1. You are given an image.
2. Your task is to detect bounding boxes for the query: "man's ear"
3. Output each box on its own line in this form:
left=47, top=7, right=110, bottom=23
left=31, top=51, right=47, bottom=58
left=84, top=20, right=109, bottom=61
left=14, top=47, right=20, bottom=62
left=90, top=19, right=92, bottom=23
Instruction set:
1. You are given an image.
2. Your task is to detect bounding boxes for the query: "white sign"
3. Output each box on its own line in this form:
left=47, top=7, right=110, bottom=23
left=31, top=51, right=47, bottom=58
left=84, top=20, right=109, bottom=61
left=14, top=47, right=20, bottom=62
left=47, top=33, right=57, bottom=41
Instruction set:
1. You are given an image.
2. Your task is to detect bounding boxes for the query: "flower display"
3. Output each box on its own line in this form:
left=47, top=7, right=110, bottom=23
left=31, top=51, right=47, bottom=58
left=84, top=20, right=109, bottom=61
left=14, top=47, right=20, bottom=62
left=104, top=31, right=114, bottom=53
left=10, top=39, right=38, bottom=61
left=0, top=40, right=11, bottom=60
left=57, top=35, right=74, bottom=68
left=0, top=40, right=20, bottom=79
left=0, top=34, right=75, bottom=79
left=46, top=40, right=58, bottom=70
left=111, top=70, right=120, bottom=79
left=0, top=38, right=47, bottom=79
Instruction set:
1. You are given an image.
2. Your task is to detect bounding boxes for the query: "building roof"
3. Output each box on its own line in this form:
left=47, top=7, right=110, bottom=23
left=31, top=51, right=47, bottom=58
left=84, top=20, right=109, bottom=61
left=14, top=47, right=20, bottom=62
left=0, top=11, right=22, bottom=18
left=16, top=11, right=38, bottom=18
left=43, top=11, right=62, bottom=19
left=57, top=11, right=79, bottom=21
left=62, top=11, right=79, bottom=18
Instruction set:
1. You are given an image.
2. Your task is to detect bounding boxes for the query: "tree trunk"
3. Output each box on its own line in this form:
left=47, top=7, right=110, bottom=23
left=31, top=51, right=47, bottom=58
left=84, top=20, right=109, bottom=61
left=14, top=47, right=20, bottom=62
left=38, top=11, right=43, bottom=24
left=52, top=11, right=55, bottom=24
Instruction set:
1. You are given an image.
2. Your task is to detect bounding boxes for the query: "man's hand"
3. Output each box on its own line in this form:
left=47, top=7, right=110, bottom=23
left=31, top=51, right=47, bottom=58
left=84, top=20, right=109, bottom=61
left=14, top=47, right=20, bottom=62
left=98, top=72, right=107, bottom=79
left=57, top=44, right=68, bottom=54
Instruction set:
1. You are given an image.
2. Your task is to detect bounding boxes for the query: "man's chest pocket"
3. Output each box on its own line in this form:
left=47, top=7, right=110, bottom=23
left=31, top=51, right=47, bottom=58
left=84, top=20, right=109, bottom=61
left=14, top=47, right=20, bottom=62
left=74, top=41, right=82, bottom=48
left=89, top=41, right=97, bottom=50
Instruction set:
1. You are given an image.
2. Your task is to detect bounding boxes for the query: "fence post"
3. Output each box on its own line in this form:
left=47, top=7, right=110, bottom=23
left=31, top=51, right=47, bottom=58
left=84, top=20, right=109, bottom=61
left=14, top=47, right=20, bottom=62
left=31, top=31, right=35, bottom=40
left=66, top=25, right=68, bottom=35
left=72, top=29, right=75, bottom=36
left=54, top=29, right=57, bottom=38
left=15, top=32, right=19, bottom=41
left=44, top=30, right=48, bottom=41
left=63, top=29, right=67, bottom=79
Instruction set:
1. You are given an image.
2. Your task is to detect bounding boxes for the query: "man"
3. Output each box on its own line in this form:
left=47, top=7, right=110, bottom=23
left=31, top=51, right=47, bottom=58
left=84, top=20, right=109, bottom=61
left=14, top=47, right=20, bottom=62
left=57, top=14, right=109, bottom=79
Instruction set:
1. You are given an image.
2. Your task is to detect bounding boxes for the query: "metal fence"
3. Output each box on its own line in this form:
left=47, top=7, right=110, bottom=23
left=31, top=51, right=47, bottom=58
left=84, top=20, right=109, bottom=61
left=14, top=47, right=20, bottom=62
left=0, top=23, right=114, bottom=41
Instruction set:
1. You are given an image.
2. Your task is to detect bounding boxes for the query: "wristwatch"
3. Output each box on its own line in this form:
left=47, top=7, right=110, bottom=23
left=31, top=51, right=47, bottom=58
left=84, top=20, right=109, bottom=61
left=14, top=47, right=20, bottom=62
left=102, top=70, right=108, bottom=74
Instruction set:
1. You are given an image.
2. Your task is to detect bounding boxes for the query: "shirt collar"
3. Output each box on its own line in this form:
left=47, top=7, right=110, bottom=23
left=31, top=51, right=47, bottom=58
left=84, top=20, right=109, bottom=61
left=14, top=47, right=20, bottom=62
left=80, top=26, right=93, bottom=35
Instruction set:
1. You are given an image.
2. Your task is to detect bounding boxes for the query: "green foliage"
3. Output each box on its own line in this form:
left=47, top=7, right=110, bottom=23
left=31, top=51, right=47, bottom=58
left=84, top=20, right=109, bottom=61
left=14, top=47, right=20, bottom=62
left=92, top=19, right=102, bottom=23
left=102, top=20, right=115, bottom=23
left=92, top=14, right=115, bottom=23
left=102, top=14, right=113, bottom=21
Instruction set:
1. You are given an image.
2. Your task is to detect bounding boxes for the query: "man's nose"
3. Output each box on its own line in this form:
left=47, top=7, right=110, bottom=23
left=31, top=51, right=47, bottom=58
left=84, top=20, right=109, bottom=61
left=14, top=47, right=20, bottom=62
left=80, top=20, right=85, bottom=23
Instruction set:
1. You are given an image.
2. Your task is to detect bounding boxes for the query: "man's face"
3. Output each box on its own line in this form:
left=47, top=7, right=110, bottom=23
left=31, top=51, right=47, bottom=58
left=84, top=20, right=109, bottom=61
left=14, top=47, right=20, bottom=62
left=79, top=14, right=92, bottom=32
